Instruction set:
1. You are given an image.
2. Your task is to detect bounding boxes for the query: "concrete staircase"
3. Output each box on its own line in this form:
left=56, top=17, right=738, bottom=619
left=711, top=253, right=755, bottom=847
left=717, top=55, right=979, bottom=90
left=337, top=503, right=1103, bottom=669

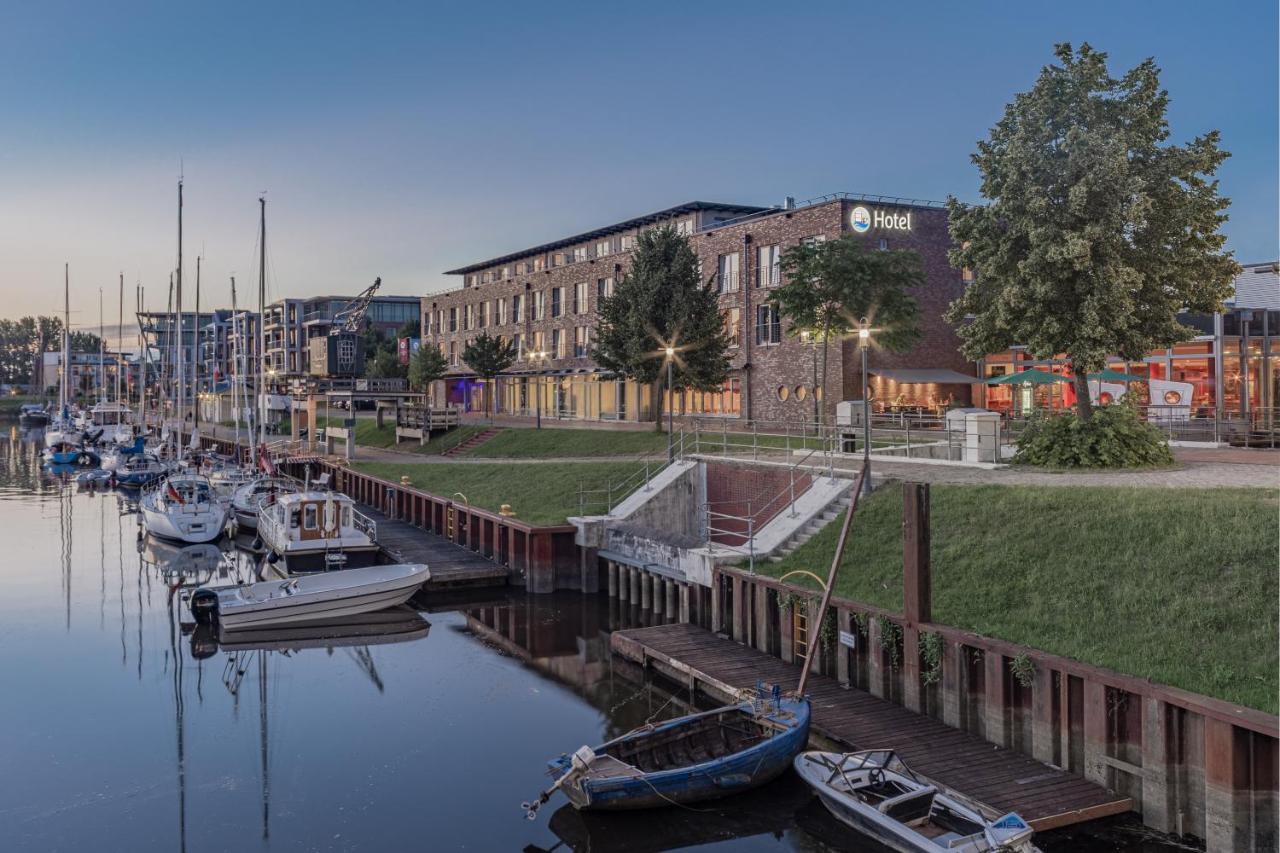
left=767, top=491, right=853, bottom=563
left=442, top=427, right=502, bottom=457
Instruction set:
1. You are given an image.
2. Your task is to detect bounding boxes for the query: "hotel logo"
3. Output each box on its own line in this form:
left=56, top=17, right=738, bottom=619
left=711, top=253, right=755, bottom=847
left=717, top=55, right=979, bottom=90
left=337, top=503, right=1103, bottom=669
left=850, top=206, right=872, bottom=233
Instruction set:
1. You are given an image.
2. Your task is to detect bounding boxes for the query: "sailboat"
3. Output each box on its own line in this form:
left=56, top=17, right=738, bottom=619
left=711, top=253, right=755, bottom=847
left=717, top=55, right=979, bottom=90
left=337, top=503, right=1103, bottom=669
left=45, top=265, right=93, bottom=465
left=140, top=474, right=229, bottom=543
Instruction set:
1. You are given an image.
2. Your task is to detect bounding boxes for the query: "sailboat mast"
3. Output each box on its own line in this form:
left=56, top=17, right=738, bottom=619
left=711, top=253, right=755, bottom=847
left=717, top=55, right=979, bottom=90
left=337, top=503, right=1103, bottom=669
left=194, top=254, right=201, bottom=430
left=257, top=197, right=267, bottom=447
left=231, top=276, right=240, bottom=448
left=62, top=264, right=69, bottom=418
left=117, top=274, right=124, bottom=406
left=98, top=288, right=105, bottom=403
left=138, top=284, right=147, bottom=429
left=176, top=179, right=184, bottom=435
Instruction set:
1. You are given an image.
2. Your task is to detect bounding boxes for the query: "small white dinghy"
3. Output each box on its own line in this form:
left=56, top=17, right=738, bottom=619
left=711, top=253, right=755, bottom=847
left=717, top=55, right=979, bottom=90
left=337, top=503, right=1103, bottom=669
left=793, top=750, right=1039, bottom=853
left=189, top=563, right=430, bottom=630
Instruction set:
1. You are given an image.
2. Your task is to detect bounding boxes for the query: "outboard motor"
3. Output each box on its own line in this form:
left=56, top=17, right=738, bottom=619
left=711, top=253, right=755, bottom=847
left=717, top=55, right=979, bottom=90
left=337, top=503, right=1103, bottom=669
left=190, top=588, right=220, bottom=625
left=189, top=623, right=219, bottom=659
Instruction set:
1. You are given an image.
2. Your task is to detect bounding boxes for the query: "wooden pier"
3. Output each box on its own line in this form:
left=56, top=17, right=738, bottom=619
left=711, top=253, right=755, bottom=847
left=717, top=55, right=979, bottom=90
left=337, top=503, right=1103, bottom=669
left=355, top=503, right=510, bottom=591
left=612, top=623, right=1133, bottom=832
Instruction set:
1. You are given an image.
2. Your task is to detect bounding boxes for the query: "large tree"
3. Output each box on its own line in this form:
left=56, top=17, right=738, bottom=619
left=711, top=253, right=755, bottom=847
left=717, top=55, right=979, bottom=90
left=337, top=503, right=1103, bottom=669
left=594, top=226, right=731, bottom=428
left=946, top=42, right=1239, bottom=421
left=462, top=332, right=516, bottom=419
left=776, top=236, right=924, bottom=423
left=408, top=343, right=449, bottom=402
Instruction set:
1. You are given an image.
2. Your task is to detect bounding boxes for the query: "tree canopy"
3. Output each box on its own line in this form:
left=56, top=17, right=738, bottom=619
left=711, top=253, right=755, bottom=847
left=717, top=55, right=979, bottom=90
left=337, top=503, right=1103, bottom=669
left=775, top=236, right=924, bottom=421
left=462, top=332, right=516, bottom=417
left=0, top=316, right=102, bottom=386
left=408, top=343, right=448, bottom=395
left=945, top=42, right=1239, bottom=419
left=593, top=226, right=731, bottom=423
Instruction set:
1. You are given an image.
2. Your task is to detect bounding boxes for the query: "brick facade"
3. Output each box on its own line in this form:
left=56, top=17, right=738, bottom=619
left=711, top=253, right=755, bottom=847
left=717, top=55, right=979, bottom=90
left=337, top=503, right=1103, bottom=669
left=421, top=196, right=975, bottom=423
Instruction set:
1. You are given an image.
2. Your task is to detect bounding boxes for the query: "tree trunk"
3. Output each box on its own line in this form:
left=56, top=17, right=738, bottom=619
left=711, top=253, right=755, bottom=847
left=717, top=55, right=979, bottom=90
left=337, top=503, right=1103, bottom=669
left=1072, top=363, right=1093, bottom=422
left=818, top=314, right=832, bottom=426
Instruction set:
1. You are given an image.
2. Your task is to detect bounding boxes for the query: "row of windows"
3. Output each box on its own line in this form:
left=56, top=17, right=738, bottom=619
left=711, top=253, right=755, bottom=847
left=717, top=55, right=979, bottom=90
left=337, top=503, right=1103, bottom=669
left=463, top=224, right=698, bottom=287
left=437, top=325, right=593, bottom=366
left=431, top=279, right=615, bottom=334
left=709, top=236, right=825, bottom=293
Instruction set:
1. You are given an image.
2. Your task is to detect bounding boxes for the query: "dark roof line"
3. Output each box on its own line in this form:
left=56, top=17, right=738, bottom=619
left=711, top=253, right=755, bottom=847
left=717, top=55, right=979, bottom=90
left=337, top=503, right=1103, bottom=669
left=443, top=201, right=768, bottom=275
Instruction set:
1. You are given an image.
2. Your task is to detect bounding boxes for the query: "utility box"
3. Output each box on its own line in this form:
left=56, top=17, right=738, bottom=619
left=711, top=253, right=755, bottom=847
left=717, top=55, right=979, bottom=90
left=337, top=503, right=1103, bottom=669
left=962, top=410, right=1002, bottom=463
left=836, top=400, right=869, bottom=427
left=309, top=333, right=365, bottom=377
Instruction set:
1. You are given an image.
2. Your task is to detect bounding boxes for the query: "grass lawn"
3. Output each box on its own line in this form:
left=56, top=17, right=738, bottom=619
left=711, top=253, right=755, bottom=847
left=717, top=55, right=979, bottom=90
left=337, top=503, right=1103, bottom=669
left=762, top=483, right=1279, bottom=714
left=313, top=417, right=489, bottom=456
left=0, top=395, right=39, bottom=415
left=466, top=426, right=669, bottom=458
left=350, top=461, right=644, bottom=525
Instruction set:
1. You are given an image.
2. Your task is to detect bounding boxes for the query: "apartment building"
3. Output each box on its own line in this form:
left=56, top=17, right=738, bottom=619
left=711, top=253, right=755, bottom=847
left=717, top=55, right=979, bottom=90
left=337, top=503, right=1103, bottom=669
left=422, top=195, right=976, bottom=423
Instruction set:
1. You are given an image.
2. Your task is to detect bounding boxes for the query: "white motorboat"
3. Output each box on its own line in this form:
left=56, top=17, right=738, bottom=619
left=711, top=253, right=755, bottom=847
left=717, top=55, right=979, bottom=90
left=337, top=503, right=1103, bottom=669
left=114, top=452, right=170, bottom=488
left=229, top=476, right=299, bottom=530
left=18, top=403, right=49, bottom=426
left=140, top=475, right=230, bottom=544
left=189, top=562, right=430, bottom=629
left=793, top=750, right=1038, bottom=853
left=257, top=490, right=380, bottom=573
left=207, top=464, right=259, bottom=500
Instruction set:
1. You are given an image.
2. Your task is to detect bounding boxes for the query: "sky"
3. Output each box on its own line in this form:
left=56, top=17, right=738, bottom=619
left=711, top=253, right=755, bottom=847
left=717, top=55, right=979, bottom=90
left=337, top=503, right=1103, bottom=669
left=1, top=1, right=1276, bottom=340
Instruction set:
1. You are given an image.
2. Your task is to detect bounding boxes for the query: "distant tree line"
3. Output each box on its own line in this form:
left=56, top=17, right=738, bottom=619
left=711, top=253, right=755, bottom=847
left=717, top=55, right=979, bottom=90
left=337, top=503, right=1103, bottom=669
left=0, top=316, right=102, bottom=386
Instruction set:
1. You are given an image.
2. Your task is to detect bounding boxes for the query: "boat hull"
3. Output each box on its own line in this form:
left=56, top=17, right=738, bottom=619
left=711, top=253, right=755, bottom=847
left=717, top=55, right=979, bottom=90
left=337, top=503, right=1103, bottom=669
left=554, top=697, right=811, bottom=811
left=141, top=503, right=228, bottom=544
left=204, top=563, right=431, bottom=629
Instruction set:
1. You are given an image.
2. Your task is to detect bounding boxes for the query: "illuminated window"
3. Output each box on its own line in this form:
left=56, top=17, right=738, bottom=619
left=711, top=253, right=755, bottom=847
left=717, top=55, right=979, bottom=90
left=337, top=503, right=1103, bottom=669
left=777, top=385, right=790, bottom=401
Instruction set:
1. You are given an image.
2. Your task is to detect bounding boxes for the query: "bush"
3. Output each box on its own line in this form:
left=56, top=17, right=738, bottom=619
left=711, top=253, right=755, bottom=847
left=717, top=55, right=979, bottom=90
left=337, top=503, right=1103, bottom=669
left=1013, top=400, right=1174, bottom=468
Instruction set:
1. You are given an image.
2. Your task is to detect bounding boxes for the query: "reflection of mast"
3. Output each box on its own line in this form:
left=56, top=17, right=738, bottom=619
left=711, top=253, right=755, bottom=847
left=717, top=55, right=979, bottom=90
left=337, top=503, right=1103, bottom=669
left=258, top=651, right=271, bottom=841
left=344, top=646, right=386, bottom=693
left=60, top=485, right=72, bottom=631
left=119, top=511, right=126, bottom=667
left=100, top=498, right=106, bottom=629
left=167, top=586, right=188, bottom=853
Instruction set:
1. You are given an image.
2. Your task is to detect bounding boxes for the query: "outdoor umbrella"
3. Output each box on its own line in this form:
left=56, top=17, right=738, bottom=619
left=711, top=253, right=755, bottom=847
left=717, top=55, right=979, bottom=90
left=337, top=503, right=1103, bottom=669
left=1087, top=368, right=1148, bottom=382
left=984, top=369, right=1069, bottom=385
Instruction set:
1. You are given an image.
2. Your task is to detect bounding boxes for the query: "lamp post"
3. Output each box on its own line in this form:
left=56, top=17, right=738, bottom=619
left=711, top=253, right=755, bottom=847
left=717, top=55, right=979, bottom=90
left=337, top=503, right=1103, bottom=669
left=532, top=351, right=546, bottom=429
left=859, top=317, right=872, bottom=495
left=664, top=346, right=675, bottom=462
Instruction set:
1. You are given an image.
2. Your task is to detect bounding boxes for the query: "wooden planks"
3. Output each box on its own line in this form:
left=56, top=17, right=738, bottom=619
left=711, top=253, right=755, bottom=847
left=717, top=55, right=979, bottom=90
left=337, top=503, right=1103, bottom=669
left=357, top=504, right=509, bottom=590
left=612, top=623, right=1133, bottom=832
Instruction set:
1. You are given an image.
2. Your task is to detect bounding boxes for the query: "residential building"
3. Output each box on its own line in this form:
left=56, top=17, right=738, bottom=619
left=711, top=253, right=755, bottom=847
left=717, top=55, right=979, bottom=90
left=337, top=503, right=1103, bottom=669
left=422, top=196, right=975, bottom=422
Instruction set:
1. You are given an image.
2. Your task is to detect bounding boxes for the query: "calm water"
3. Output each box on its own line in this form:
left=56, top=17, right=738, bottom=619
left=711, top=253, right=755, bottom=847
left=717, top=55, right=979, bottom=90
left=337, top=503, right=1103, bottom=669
left=0, top=425, right=1188, bottom=852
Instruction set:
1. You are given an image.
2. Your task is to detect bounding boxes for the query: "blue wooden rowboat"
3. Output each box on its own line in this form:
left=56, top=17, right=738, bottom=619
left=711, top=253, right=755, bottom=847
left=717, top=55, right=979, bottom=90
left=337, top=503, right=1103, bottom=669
left=527, top=685, right=810, bottom=816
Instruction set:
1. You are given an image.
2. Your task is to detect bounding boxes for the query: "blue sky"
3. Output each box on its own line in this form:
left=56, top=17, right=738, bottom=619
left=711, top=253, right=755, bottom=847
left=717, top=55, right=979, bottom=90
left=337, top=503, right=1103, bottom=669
left=1, top=1, right=1275, bottom=330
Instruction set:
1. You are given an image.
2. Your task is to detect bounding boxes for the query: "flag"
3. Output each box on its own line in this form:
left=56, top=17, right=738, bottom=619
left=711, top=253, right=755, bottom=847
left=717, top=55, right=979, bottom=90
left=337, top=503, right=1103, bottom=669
left=258, top=443, right=275, bottom=476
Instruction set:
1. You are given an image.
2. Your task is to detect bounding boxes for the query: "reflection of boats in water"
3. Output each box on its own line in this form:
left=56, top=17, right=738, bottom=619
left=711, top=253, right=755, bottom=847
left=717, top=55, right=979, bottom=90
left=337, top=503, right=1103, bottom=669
left=542, top=775, right=817, bottom=853
left=191, top=605, right=430, bottom=657
left=141, top=539, right=232, bottom=583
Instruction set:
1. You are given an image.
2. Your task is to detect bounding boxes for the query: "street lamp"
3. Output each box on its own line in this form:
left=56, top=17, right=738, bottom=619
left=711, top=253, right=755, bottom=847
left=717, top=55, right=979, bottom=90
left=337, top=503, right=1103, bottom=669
left=664, top=345, right=675, bottom=462
left=532, top=351, right=547, bottom=429
left=858, top=317, right=872, bottom=495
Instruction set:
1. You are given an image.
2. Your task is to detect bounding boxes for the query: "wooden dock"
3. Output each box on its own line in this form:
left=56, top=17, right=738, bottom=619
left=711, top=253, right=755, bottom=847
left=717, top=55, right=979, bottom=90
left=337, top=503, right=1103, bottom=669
left=357, top=504, right=510, bottom=591
left=612, top=623, right=1133, bottom=832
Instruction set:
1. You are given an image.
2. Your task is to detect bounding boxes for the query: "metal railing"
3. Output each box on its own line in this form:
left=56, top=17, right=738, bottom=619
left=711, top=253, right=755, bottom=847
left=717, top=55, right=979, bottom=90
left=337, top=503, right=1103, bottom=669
left=575, top=429, right=692, bottom=517
left=705, top=505, right=755, bottom=572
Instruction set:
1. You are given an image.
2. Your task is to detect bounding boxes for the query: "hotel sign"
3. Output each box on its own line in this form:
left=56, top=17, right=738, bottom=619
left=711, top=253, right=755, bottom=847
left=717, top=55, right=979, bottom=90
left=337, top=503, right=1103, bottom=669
left=850, top=205, right=912, bottom=233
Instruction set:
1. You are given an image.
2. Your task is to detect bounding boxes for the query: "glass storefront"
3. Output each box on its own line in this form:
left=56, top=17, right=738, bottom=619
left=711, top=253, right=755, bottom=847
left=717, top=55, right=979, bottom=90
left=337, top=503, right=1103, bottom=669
left=496, top=373, right=652, bottom=421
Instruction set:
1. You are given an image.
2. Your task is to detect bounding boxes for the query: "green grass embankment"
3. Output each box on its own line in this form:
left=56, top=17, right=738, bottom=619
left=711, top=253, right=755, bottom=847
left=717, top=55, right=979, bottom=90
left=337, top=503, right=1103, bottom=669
left=762, top=483, right=1279, bottom=714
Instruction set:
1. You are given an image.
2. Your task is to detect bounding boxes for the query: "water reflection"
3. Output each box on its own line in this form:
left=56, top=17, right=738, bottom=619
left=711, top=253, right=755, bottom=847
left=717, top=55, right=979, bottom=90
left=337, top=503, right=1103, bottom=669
left=0, top=423, right=1182, bottom=853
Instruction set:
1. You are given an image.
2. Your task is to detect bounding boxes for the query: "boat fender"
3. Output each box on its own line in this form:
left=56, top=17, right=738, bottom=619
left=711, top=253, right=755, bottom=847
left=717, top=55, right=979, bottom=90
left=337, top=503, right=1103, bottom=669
left=266, top=551, right=280, bottom=565
left=190, top=588, right=219, bottom=625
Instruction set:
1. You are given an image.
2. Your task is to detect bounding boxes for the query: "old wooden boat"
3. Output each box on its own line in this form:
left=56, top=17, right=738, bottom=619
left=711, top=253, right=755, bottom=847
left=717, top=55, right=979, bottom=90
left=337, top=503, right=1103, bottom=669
left=793, top=750, right=1039, bottom=853
left=188, top=562, right=430, bottom=629
left=530, top=685, right=809, bottom=815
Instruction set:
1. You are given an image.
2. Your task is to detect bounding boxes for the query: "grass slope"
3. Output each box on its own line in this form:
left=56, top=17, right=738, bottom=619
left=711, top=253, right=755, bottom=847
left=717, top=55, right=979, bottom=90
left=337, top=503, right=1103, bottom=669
left=350, top=461, right=644, bottom=526
left=762, top=483, right=1279, bottom=713
left=465, top=427, right=669, bottom=458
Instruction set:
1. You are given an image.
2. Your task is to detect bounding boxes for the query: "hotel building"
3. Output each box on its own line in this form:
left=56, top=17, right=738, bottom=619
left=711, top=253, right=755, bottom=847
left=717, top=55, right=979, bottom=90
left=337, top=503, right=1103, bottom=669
left=422, top=195, right=978, bottom=424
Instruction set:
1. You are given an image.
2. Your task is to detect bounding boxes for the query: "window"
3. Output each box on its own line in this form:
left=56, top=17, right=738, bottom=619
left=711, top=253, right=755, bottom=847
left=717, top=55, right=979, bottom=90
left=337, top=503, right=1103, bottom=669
left=676, top=219, right=693, bottom=236
left=512, top=294, right=523, bottom=323
left=802, top=235, right=826, bottom=247
left=496, top=298, right=508, bottom=326
left=777, top=385, right=790, bottom=401
left=574, top=326, right=589, bottom=357
left=303, top=504, right=318, bottom=529
left=756, top=304, right=782, bottom=345
left=448, top=307, right=457, bottom=333
left=596, top=277, right=614, bottom=301
left=722, top=307, right=741, bottom=345
left=533, top=291, right=545, bottom=321
left=478, top=301, right=489, bottom=329
left=512, top=333, right=524, bottom=361
left=550, top=287, right=563, bottom=318
left=550, top=329, right=564, bottom=359
left=573, top=247, right=588, bottom=263
left=573, top=282, right=589, bottom=314
left=465, top=304, right=476, bottom=331
left=534, top=257, right=545, bottom=272
left=500, top=266, right=511, bottom=280
left=552, top=252, right=567, bottom=267
left=480, top=272, right=491, bottom=284
left=877, top=238, right=888, bottom=251
left=757, top=244, right=781, bottom=287
left=620, top=235, right=636, bottom=251
left=962, top=266, right=976, bottom=283
left=532, top=330, right=546, bottom=356
left=596, top=239, right=612, bottom=257
left=448, top=341, right=457, bottom=365
left=717, top=253, right=740, bottom=293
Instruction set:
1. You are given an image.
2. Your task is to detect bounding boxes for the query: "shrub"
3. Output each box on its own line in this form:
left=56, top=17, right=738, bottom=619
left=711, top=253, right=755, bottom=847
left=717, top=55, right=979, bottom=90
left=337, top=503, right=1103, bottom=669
left=1013, top=399, right=1173, bottom=468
